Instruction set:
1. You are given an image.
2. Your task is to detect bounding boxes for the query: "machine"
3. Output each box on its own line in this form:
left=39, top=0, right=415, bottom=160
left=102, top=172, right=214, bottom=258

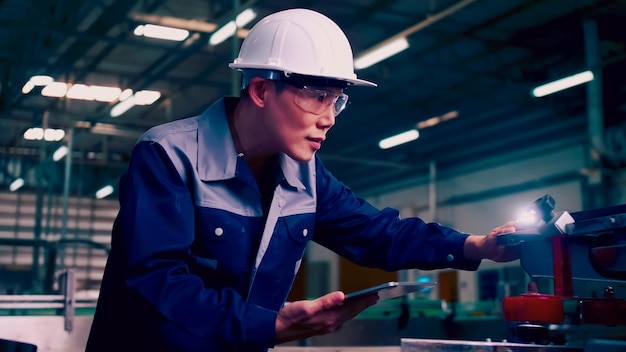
left=498, top=195, right=625, bottom=346
left=403, top=195, right=626, bottom=351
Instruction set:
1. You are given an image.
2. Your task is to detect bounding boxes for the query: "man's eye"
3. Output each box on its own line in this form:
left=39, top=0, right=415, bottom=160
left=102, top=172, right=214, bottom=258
left=315, top=92, right=327, bottom=103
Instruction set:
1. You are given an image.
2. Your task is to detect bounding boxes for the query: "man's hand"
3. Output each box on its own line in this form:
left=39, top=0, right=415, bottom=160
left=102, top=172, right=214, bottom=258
left=464, top=220, right=520, bottom=262
left=275, top=291, right=378, bottom=344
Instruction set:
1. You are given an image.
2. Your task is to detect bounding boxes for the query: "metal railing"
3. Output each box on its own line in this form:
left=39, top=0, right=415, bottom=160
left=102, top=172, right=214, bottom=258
left=0, top=269, right=98, bottom=331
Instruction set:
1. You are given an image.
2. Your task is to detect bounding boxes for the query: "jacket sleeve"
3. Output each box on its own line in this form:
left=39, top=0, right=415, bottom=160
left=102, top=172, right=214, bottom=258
left=115, top=141, right=276, bottom=346
left=313, top=158, right=480, bottom=271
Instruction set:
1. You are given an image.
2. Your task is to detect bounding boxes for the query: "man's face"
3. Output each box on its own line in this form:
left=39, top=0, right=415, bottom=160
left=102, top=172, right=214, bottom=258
left=264, top=81, right=344, bottom=162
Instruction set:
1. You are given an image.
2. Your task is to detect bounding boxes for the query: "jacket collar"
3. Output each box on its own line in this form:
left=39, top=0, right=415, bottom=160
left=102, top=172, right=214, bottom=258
left=197, top=97, right=307, bottom=191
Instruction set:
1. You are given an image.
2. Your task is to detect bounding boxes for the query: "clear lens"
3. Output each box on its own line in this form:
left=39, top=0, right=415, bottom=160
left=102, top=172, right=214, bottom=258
left=293, top=86, right=349, bottom=116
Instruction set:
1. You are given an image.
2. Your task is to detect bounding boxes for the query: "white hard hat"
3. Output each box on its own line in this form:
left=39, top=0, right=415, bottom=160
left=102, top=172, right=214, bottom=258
left=229, top=8, right=376, bottom=87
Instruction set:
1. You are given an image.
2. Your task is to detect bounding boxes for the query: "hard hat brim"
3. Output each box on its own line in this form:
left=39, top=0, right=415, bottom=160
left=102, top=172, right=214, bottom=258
left=229, top=63, right=377, bottom=87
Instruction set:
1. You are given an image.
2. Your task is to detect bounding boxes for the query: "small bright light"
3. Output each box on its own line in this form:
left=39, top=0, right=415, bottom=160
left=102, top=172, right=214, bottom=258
left=236, top=8, right=257, bottom=27
left=91, top=85, right=122, bottom=102
left=23, top=75, right=55, bottom=94
left=110, top=96, right=137, bottom=117
left=41, top=82, right=68, bottom=97
left=52, top=145, right=69, bottom=161
left=354, top=37, right=409, bottom=70
left=378, top=129, right=419, bottom=149
left=66, top=84, right=94, bottom=100
left=134, top=90, right=161, bottom=105
left=210, top=8, right=257, bottom=46
left=22, top=81, right=35, bottom=94
left=9, top=178, right=24, bottom=192
left=43, top=128, right=65, bottom=142
left=23, top=128, right=65, bottom=141
left=139, top=24, right=189, bottom=41
left=95, top=185, right=114, bottom=199
left=210, top=21, right=236, bottom=46
left=134, top=25, right=145, bottom=36
left=518, top=211, right=538, bottom=224
left=30, top=75, right=54, bottom=85
left=118, top=88, right=133, bottom=101
left=23, top=127, right=44, bottom=140
left=532, top=70, right=594, bottom=98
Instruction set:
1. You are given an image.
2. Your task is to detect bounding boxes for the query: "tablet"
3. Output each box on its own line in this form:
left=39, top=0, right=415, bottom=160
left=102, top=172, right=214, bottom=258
left=344, top=281, right=436, bottom=303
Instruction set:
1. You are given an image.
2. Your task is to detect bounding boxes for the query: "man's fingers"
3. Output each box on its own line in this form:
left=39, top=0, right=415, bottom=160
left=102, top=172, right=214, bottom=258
left=318, top=291, right=345, bottom=310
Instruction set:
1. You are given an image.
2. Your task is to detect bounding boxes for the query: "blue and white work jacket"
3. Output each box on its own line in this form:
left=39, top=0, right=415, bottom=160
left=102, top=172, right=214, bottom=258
left=86, top=97, right=479, bottom=352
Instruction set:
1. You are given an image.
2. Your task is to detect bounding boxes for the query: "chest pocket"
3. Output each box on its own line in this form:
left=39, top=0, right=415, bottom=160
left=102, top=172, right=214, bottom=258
left=260, top=214, right=314, bottom=278
left=192, top=208, right=262, bottom=275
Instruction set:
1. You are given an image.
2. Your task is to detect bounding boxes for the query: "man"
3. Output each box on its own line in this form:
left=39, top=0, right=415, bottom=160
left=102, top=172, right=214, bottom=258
left=86, top=8, right=519, bottom=352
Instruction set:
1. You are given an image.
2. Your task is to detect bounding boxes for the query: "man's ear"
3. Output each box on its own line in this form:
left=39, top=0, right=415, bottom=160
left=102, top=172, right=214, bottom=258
left=247, top=77, right=270, bottom=108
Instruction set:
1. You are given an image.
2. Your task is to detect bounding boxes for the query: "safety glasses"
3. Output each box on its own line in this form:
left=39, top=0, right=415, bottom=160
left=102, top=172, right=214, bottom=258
left=280, top=80, right=349, bottom=117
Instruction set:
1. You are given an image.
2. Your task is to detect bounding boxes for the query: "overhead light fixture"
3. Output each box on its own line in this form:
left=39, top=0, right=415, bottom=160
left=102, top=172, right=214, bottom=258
left=134, top=24, right=190, bottom=41
left=65, top=84, right=122, bottom=102
left=110, top=90, right=161, bottom=117
left=53, top=145, right=69, bottom=162
left=9, top=178, right=24, bottom=192
left=119, top=88, right=133, bottom=101
left=134, top=90, right=161, bottom=105
left=21, top=75, right=54, bottom=94
left=23, top=76, right=124, bottom=102
left=23, top=127, right=65, bottom=142
left=531, top=70, right=594, bottom=98
left=416, top=110, right=459, bottom=129
left=378, top=129, right=419, bottom=149
left=130, top=13, right=218, bottom=33
left=354, top=37, right=409, bottom=70
left=95, top=185, right=114, bottom=199
left=110, top=97, right=137, bottom=117
left=209, top=8, right=257, bottom=46
left=41, top=82, right=68, bottom=97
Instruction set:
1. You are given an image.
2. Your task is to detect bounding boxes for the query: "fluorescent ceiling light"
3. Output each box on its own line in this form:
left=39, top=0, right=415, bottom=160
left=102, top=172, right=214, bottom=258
left=378, top=129, right=419, bottom=149
left=130, top=13, right=218, bottom=33
left=23, top=77, right=123, bottom=102
left=111, top=97, right=137, bottom=117
left=41, top=82, right=68, bottom=97
left=44, top=128, right=65, bottom=142
left=531, top=70, right=594, bottom=98
left=66, top=84, right=94, bottom=100
left=30, top=75, right=54, bottom=85
left=354, top=37, right=409, bottom=70
left=95, top=185, right=114, bottom=199
left=23, top=128, right=44, bottom=140
left=119, top=88, right=133, bottom=101
left=134, top=90, right=161, bottom=105
left=22, top=81, right=35, bottom=94
left=23, top=127, right=65, bottom=141
left=110, top=90, right=161, bottom=117
left=23, top=75, right=55, bottom=93
left=416, top=110, right=459, bottom=129
left=53, top=146, right=69, bottom=162
left=209, top=8, right=257, bottom=46
left=10, top=178, right=24, bottom=192
left=53, top=83, right=122, bottom=101
left=134, top=24, right=189, bottom=41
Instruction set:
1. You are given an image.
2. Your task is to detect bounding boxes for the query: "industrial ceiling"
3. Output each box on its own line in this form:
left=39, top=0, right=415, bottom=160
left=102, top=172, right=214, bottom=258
left=1, top=0, right=625, bottom=199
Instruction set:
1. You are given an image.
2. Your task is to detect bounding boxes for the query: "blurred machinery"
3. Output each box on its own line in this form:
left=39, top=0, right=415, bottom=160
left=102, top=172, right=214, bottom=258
left=404, top=195, right=626, bottom=351
left=496, top=195, right=625, bottom=350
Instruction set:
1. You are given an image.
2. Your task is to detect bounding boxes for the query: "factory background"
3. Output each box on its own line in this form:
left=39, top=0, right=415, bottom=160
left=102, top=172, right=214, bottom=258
left=0, top=0, right=625, bottom=350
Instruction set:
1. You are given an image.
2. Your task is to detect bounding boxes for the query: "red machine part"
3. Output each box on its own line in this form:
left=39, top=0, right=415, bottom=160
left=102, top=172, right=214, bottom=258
left=503, top=293, right=564, bottom=324
left=580, top=297, right=626, bottom=326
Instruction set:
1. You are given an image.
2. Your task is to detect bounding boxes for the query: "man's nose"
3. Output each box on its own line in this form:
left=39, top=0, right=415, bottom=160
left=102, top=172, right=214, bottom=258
left=318, top=104, right=336, bottom=128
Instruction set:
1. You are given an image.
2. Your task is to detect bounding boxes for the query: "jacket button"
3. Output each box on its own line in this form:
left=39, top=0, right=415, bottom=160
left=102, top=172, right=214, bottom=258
left=278, top=198, right=286, bottom=207
left=446, top=254, right=454, bottom=262
left=215, top=228, right=224, bottom=236
left=302, top=229, right=308, bottom=237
